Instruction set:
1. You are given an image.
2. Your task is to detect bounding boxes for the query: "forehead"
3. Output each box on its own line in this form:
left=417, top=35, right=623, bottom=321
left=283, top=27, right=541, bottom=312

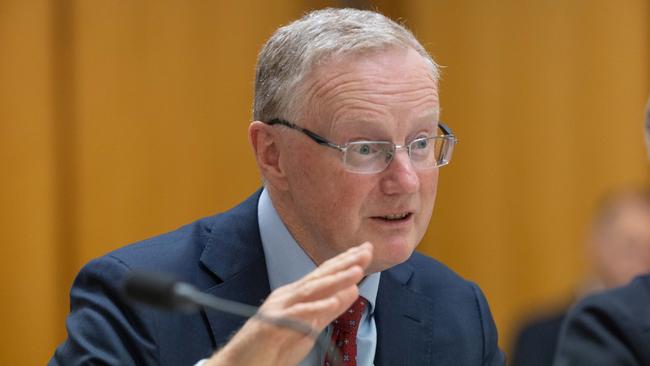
left=300, top=47, right=439, bottom=133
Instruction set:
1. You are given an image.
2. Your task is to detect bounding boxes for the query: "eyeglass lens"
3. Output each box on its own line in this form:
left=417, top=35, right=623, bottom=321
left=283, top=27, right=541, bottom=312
left=342, top=137, right=453, bottom=173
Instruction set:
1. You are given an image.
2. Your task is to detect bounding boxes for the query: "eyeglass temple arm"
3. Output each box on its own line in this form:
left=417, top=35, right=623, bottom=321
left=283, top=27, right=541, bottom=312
left=438, top=122, right=454, bottom=137
left=266, top=118, right=343, bottom=150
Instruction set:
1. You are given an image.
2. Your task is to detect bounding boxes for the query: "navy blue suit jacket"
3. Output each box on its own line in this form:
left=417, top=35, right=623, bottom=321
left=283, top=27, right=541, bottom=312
left=554, top=274, right=650, bottom=366
left=511, top=310, right=565, bottom=366
left=51, top=191, right=504, bottom=365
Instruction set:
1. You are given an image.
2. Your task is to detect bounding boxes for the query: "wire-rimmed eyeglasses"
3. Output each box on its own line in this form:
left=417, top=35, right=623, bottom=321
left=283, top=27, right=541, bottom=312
left=265, top=118, right=457, bottom=174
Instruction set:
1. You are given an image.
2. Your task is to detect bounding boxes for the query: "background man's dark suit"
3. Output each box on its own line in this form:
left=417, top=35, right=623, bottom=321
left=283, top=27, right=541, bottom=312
left=553, top=274, right=650, bottom=366
left=50, top=191, right=503, bottom=365
left=510, top=310, right=565, bottom=366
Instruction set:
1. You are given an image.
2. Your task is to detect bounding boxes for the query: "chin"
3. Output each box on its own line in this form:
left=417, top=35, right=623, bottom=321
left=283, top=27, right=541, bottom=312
left=369, top=238, right=416, bottom=272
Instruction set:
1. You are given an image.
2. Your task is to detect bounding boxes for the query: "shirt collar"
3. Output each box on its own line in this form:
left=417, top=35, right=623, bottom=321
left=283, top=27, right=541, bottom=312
left=258, top=188, right=380, bottom=313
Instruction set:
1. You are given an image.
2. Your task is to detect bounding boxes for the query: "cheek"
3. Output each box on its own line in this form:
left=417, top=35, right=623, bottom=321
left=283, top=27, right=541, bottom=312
left=417, top=170, right=439, bottom=222
left=324, top=173, right=371, bottom=215
left=285, top=142, right=331, bottom=189
left=288, top=150, right=360, bottom=214
left=420, top=169, right=439, bottom=198
left=318, top=174, right=377, bottom=242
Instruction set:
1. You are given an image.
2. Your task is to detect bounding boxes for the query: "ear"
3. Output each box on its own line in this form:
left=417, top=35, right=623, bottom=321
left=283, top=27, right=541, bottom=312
left=249, top=121, right=289, bottom=191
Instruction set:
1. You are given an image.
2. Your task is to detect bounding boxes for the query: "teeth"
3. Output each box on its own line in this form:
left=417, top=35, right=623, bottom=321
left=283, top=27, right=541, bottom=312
left=383, top=213, right=408, bottom=220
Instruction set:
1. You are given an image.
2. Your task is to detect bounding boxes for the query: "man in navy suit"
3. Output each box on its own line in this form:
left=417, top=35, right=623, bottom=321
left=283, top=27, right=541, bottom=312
left=512, top=186, right=650, bottom=366
left=552, top=99, right=650, bottom=366
left=51, top=8, right=504, bottom=365
left=553, top=274, right=650, bottom=365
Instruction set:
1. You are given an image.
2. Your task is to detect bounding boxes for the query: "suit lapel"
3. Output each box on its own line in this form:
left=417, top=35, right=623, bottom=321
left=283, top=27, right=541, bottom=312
left=202, top=256, right=271, bottom=348
left=374, top=262, right=433, bottom=366
left=198, top=190, right=272, bottom=348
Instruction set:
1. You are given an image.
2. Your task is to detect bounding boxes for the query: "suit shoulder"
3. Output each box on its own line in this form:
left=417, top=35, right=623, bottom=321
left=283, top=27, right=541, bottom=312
left=554, top=275, right=650, bottom=365
left=92, top=191, right=262, bottom=285
left=568, top=274, right=650, bottom=330
left=103, top=215, right=217, bottom=271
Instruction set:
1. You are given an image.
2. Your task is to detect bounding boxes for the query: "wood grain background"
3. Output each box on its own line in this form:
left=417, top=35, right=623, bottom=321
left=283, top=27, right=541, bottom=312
left=1, top=1, right=648, bottom=364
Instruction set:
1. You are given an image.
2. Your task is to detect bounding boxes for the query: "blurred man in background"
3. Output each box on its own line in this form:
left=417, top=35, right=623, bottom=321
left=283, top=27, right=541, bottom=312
left=552, top=99, right=650, bottom=365
left=511, top=186, right=650, bottom=366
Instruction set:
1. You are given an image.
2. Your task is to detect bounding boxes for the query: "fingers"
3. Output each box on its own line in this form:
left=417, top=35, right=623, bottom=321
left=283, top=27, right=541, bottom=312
left=290, top=264, right=364, bottom=306
left=211, top=243, right=375, bottom=366
left=275, top=243, right=372, bottom=306
left=285, top=285, right=359, bottom=330
left=264, top=242, right=373, bottom=330
left=260, top=242, right=372, bottom=312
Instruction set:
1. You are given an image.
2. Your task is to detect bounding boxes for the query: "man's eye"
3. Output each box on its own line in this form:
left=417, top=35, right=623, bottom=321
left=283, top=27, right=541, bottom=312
left=413, top=138, right=429, bottom=149
left=358, top=144, right=372, bottom=155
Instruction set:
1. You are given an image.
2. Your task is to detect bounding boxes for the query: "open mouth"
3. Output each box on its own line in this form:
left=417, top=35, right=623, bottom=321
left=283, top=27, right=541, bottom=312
left=372, top=212, right=413, bottom=222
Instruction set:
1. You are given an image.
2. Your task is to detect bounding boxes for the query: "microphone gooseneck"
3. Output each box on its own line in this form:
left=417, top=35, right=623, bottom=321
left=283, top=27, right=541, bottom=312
left=122, top=271, right=344, bottom=365
left=123, top=271, right=315, bottom=335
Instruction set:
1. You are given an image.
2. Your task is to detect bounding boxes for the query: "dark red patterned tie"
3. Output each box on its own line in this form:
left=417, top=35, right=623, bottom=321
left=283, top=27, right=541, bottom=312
left=324, top=297, right=368, bottom=366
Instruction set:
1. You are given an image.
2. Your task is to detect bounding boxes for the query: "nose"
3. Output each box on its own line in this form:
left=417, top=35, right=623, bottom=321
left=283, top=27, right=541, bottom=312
left=379, top=148, right=419, bottom=195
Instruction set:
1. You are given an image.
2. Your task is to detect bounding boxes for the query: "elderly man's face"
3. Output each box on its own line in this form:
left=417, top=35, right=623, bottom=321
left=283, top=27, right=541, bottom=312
left=592, top=199, right=650, bottom=287
left=279, top=47, right=440, bottom=273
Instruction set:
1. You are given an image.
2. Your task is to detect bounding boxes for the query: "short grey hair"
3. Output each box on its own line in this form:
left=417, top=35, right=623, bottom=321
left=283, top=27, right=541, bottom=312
left=253, top=8, right=439, bottom=122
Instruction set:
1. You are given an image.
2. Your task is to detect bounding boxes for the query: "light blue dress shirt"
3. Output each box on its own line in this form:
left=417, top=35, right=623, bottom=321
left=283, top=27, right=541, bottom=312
left=258, top=189, right=379, bottom=366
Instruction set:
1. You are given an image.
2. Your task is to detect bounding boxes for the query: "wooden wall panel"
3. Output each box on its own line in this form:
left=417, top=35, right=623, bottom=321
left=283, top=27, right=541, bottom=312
left=69, top=0, right=311, bottom=271
left=1, top=1, right=648, bottom=363
left=0, top=1, right=59, bottom=364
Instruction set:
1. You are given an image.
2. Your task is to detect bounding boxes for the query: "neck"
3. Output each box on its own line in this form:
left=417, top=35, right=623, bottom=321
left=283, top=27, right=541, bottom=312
left=265, top=186, right=333, bottom=266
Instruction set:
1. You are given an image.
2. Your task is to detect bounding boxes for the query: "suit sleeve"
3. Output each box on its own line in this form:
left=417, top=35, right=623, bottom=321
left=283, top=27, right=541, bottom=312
left=49, top=255, right=159, bottom=365
left=471, top=283, right=506, bottom=366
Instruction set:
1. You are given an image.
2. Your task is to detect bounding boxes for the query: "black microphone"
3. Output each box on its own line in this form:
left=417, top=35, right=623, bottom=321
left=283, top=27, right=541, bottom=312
left=123, top=271, right=261, bottom=318
left=123, top=271, right=196, bottom=311
left=123, top=271, right=315, bottom=336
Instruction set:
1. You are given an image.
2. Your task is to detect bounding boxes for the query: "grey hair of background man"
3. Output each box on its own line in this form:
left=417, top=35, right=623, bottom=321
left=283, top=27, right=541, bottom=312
left=253, top=8, right=440, bottom=123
